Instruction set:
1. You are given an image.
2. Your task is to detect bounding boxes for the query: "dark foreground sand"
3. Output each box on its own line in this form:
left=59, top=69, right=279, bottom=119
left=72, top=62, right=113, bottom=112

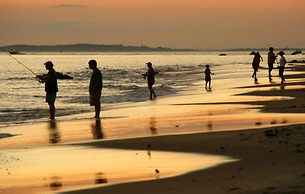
left=61, top=123, right=305, bottom=194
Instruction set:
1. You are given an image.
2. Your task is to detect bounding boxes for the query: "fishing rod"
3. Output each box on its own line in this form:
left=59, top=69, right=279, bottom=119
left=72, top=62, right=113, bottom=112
left=266, top=38, right=296, bottom=52
left=2, top=50, right=44, bottom=83
left=266, top=41, right=270, bottom=48
left=282, top=38, right=297, bottom=51
left=2, top=49, right=39, bottom=76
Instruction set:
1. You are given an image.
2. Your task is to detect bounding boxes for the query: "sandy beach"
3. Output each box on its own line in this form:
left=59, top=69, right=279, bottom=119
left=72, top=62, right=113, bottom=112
left=1, top=63, right=305, bottom=194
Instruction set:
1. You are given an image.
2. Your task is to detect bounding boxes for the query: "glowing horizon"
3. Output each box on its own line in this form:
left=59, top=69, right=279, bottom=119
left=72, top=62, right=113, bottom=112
left=1, top=0, right=305, bottom=49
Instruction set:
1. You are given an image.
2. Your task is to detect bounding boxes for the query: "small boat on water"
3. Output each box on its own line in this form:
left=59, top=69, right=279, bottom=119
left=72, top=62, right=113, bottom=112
left=9, top=50, right=23, bottom=55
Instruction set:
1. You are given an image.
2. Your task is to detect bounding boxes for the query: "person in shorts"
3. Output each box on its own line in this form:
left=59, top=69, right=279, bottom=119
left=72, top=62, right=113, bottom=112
left=204, top=64, right=214, bottom=90
left=145, top=62, right=157, bottom=99
left=278, top=51, right=286, bottom=83
left=40, top=61, right=58, bottom=120
left=268, top=47, right=277, bottom=81
left=88, top=60, right=103, bottom=118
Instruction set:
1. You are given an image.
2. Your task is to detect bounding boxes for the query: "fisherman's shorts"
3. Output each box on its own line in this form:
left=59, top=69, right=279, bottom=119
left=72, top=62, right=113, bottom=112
left=46, top=92, right=57, bottom=104
left=90, top=91, right=101, bottom=106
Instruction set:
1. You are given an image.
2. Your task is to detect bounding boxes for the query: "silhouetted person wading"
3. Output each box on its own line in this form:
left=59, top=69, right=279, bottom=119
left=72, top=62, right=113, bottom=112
left=39, top=61, right=58, bottom=120
left=145, top=62, right=157, bottom=100
left=88, top=60, right=103, bottom=118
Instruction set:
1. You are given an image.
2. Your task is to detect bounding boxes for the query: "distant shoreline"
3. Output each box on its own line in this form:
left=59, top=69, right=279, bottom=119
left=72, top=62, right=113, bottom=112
left=0, top=44, right=194, bottom=53
left=1, top=43, right=304, bottom=53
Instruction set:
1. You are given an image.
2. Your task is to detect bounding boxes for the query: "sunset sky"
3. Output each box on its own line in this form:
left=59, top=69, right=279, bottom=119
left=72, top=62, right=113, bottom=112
left=1, top=0, right=305, bottom=49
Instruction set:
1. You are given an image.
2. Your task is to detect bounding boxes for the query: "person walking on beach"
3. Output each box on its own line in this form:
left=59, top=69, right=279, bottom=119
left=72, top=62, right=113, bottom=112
left=278, top=51, right=286, bottom=83
left=251, top=52, right=263, bottom=82
left=39, top=61, right=58, bottom=120
left=268, top=47, right=277, bottom=81
left=257, top=52, right=263, bottom=67
left=88, top=59, right=103, bottom=118
left=204, top=64, right=214, bottom=90
left=251, top=52, right=259, bottom=82
left=144, top=62, right=157, bottom=99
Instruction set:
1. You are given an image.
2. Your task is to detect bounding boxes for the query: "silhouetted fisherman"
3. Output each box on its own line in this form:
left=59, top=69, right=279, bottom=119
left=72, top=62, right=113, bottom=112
left=38, top=61, right=58, bottom=120
left=268, top=47, right=277, bottom=81
left=144, top=62, right=157, bottom=99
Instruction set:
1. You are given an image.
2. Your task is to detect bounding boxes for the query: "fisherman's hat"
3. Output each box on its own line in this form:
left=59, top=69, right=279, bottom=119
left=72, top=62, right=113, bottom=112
left=44, top=61, right=54, bottom=67
left=277, top=51, right=285, bottom=55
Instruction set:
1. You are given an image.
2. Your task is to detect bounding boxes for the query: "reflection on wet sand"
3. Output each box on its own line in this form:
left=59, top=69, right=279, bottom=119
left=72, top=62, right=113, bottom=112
left=0, top=146, right=235, bottom=194
left=271, top=119, right=277, bottom=125
left=0, top=112, right=301, bottom=150
left=255, top=118, right=288, bottom=127
left=149, top=117, right=157, bottom=135
left=255, top=120, right=262, bottom=126
left=49, top=176, right=62, bottom=190
left=147, top=143, right=152, bottom=159
left=280, top=83, right=285, bottom=90
left=48, top=120, right=60, bottom=144
left=95, top=172, right=108, bottom=184
left=207, top=121, right=213, bottom=131
left=91, top=119, right=104, bottom=139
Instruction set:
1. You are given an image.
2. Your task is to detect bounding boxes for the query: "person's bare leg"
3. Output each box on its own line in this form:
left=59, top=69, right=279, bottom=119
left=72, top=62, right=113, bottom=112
left=49, top=103, right=55, bottom=119
left=148, top=85, right=153, bottom=99
left=148, top=85, right=156, bottom=99
left=152, top=88, right=156, bottom=98
left=95, top=104, right=101, bottom=118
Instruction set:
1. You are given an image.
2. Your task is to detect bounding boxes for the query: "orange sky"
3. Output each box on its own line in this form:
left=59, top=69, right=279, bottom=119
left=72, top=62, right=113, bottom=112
left=1, top=0, right=305, bottom=49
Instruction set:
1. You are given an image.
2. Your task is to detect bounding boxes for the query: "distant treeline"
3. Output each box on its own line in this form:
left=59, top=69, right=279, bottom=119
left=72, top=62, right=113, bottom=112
left=0, top=44, right=194, bottom=52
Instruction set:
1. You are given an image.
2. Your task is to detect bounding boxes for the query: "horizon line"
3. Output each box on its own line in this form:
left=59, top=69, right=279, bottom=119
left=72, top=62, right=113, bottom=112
left=1, top=43, right=304, bottom=51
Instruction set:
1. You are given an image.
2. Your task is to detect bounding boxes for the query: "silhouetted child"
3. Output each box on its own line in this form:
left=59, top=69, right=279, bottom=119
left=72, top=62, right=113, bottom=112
left=204, top=64, right=214, bottom=90
left=278, top=51, right=286, bottom=83
left=145, top=62, right=157, bottom=99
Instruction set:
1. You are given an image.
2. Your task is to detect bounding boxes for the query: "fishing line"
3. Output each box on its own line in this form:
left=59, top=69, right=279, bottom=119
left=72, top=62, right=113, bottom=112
left=2, top=49, right=38, bottom=76
left=266, top=37, right=297, bottom=51
left=282, top=38, right=297, bottom=51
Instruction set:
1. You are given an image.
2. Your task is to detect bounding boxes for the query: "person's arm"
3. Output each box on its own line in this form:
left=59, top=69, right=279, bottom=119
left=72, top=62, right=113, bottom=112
left=273, top=53, right=277, bottom=62
left=36, top=75, right=46, bottom=83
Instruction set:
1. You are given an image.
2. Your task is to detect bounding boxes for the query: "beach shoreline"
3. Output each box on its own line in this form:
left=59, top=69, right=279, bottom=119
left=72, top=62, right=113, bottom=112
left=1, top=63, right=305, bottom=194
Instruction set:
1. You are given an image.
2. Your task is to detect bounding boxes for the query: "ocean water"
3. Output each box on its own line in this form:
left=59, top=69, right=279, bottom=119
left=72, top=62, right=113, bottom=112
left=0, top=51, right=302, bottom=128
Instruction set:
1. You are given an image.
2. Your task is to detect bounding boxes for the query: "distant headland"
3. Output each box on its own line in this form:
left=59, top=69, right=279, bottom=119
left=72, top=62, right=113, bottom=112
left=0, top=44, right=195, bottom=53
left=1, top=44, right=304, bottom=54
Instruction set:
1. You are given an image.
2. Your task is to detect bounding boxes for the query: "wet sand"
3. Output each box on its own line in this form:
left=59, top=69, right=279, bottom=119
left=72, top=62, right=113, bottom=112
left=1, top=63, right=305, bottom=193
left=64, top=124, right=305, bottom=194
